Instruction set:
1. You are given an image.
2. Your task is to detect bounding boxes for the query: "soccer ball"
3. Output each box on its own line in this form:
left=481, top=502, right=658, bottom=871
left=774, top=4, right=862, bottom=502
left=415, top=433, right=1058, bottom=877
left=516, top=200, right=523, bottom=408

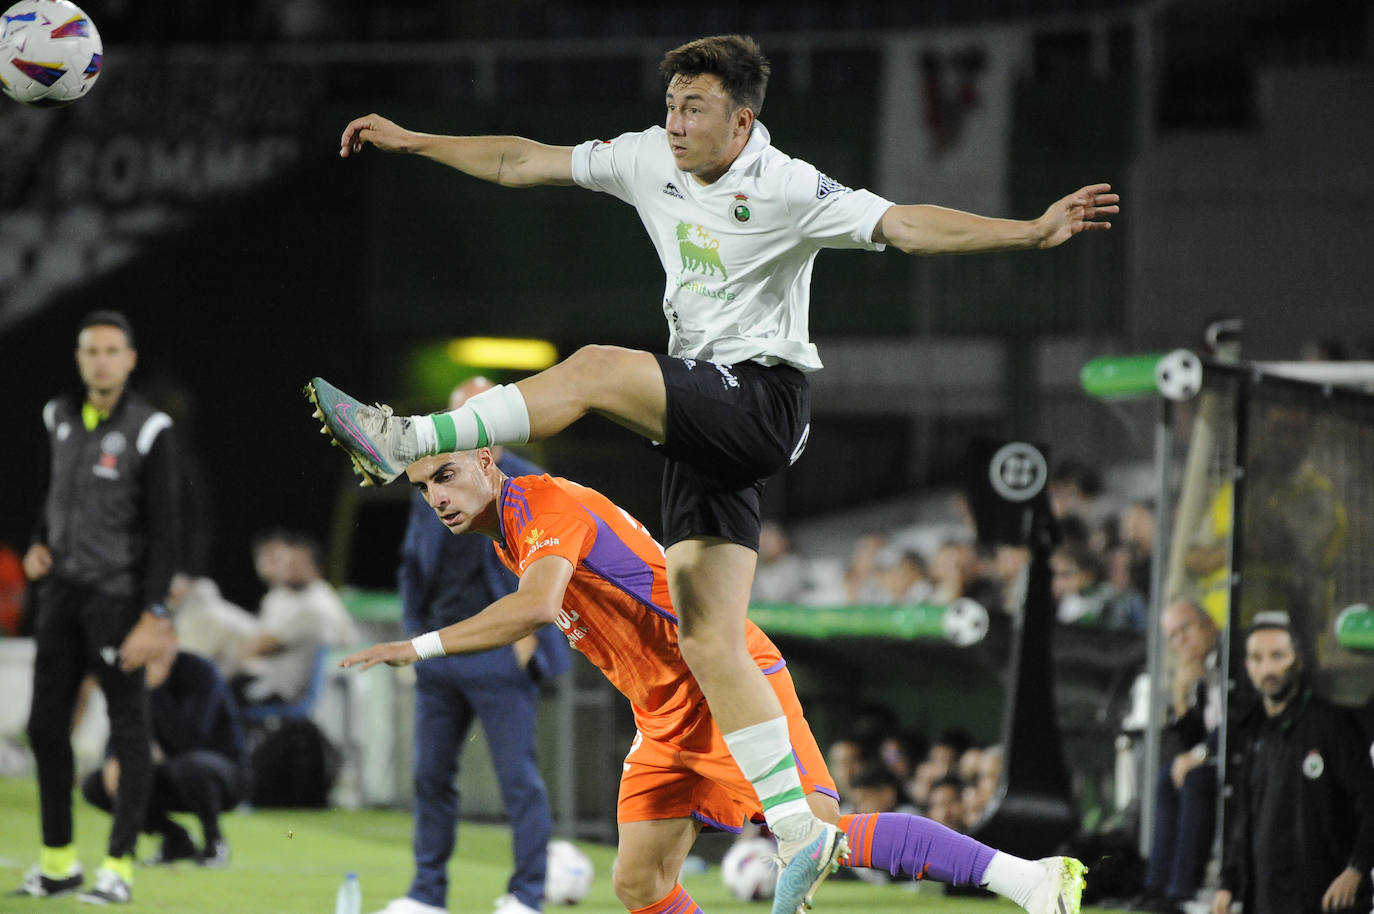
left=0, top=0, right=102, bottom=107
left=720, top=836, right=778, bottom=902
left=545, top=840, right=594, bottom=905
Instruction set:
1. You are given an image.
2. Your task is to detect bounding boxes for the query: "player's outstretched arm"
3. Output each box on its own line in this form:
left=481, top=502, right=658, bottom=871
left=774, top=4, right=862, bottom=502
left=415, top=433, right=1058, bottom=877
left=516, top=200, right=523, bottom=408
left=873, top=183, right=1118, bottom=255
left=339, top=113, right=575, bottom=187
left=339, top=639, right=419, bottom=671
left=339, top=555, right=574, bottom=673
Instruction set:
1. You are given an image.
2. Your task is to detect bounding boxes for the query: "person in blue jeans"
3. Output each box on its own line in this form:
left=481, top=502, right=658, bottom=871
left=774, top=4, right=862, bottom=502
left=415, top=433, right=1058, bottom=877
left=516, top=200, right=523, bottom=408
left=371, top=379, right=569, bottom=914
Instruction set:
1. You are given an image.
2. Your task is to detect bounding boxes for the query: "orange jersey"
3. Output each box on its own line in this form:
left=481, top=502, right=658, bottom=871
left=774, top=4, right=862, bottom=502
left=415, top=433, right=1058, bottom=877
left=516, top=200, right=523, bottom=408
left=495, top=474, right=784, bottom=743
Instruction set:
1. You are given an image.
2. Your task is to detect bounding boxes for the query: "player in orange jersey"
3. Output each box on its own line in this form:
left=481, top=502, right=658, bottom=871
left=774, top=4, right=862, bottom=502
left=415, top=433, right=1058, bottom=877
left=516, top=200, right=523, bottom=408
left=341, top=449, right=1086, bottom=914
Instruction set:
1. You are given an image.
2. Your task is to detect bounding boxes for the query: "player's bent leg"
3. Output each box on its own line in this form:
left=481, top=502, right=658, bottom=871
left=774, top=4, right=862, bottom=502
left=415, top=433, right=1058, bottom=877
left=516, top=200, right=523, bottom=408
left=667, top=538, right=771, bottom=733
left=306, top=345, right=665, bottom=486
left=612, top=819, right=700, bottom=910
left=833, top=810, right=1085, bottom=913
left=517, top=345, right=668, bottom=443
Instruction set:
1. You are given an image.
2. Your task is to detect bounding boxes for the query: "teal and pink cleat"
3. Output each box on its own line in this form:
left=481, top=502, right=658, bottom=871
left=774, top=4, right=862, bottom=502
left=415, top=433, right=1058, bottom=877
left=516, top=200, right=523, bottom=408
left=305, top=377, right=417, bottom=486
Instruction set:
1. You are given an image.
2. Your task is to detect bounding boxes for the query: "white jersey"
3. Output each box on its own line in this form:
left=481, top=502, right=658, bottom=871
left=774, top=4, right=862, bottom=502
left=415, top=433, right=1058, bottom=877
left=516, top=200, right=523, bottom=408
left=570, top=122, right=892, bottom=371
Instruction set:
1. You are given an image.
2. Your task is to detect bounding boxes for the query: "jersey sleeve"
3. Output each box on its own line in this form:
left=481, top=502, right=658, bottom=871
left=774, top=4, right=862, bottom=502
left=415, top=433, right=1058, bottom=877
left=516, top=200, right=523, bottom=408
left=507, top=486, right=597, bottom=576
left=570, top=128, right=654, bottom=206
left=782, top=157, right=892, bottom=251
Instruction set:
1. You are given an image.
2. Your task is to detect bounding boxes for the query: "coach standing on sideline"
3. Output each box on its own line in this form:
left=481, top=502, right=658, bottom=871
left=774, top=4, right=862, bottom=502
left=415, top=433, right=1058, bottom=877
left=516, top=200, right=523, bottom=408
left=1212, top=615, right=1374, bottom=914
left=13, top=310, right=181, bottom=906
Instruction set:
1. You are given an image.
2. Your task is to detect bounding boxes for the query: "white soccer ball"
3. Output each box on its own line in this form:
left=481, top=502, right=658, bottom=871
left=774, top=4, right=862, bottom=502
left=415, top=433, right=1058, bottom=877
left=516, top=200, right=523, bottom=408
left=545, top=840, right=594, bottom=905
left=0, top=0, right=102, bottom=107
left=720, top=836, right=778, bottom=902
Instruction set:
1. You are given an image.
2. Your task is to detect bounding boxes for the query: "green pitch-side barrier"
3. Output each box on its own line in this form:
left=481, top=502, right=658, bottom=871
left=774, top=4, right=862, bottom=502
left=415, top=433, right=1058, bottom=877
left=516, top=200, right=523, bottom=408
left=1080, top=353, right=1169, bottom=399
left=1336, top=605, right=1374, bottom=651
left=749, top=600, right=989, bottom=646
left=341, top=590, right=989, bottom=645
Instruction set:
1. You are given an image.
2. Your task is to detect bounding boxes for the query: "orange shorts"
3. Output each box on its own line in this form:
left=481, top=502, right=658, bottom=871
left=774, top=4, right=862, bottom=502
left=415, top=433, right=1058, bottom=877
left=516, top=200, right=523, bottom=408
left=616, top=662, right=836, bottom=833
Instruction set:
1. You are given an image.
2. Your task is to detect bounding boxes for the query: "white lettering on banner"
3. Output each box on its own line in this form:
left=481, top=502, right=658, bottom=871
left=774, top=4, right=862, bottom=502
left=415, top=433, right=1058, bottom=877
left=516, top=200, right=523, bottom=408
left=55, top=136, right=302, bottom=204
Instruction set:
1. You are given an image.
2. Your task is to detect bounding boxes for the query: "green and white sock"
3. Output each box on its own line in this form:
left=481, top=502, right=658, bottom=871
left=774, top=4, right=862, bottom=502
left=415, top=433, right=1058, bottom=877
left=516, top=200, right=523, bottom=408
left=722, top=718, right=813, bottom=839
left=416, top=383, right=532, bottom=455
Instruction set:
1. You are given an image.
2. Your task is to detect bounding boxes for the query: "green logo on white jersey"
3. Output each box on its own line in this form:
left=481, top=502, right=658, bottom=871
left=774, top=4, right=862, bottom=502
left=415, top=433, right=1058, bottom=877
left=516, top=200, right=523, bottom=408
left=676, top=222, right=728, bottom=280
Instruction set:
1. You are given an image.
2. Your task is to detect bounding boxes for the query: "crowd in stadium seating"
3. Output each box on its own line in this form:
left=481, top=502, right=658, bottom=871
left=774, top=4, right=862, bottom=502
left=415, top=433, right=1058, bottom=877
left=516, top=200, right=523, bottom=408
left=753, top=457, right=1154, bottom=638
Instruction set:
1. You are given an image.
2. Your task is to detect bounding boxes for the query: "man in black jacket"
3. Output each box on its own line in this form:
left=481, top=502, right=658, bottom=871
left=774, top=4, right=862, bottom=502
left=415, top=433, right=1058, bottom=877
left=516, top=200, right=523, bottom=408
left=1213, top=614, right=1374, bottom=914
left=81, top=633, right=250, bottom=869
left=13, top=311, right=181, bottom=905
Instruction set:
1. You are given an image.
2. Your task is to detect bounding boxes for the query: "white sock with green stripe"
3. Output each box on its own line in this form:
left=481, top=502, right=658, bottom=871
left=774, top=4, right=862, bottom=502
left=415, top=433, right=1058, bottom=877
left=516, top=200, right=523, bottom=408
left=722, top=717, right=814, bottom=841
left=416, top=384, right=531, bottom=455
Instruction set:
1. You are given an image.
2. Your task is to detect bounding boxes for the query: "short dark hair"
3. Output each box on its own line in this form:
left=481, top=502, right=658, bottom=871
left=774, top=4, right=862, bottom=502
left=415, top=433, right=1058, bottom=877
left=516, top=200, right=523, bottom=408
left=660, top=34, right=770, bottom=115
left=77, top=310, right=135, bottom=348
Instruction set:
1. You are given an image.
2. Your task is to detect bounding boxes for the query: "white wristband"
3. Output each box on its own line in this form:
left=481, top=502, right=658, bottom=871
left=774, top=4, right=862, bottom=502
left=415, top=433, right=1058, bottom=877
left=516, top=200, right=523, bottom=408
left=411, top=631, right=446, bottom=660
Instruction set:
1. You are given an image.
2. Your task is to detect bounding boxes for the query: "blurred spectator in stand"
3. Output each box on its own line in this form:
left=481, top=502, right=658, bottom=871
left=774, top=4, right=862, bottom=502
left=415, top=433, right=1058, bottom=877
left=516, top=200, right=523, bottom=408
left=909, top=728, right=974, bottom=808
left=843, top=531, right=890, bottom=604
left=1212, top=615, right=1373, bottom=914
left=878, top=550, right=933, bottom=605
left=1119, top=500, right=1155, bottom=599
left=0, top=543, right=24, bottom=636
left=1051, top=541, right=1143, bottom=632
left=1131, top=598, right=1221, bottom=914
left=879, top=730, right=928, bottom=786
left=231, top=531, right=357, bottom=709
left=751, top=520, right=810, bottom=604
left=847, top=763, right=923, bottom=888
left=925, top=775, right=968, bottom=832
left=167, top=573, right=259, bottom=679
left=850, top=702, right=900, bottom=744
left=81, top=631, right=249, bottom=869
left=1104, top=546, right=1148, bottom=633
left=1048, top=459, right=1104, bottom=529
left=928, top=539, right=1002, bottom=612
left=851, top=763, right=919, bottom=817
left=963, top=745, right=1004, bottom=829
left=826, top=734, right=873, bottom=809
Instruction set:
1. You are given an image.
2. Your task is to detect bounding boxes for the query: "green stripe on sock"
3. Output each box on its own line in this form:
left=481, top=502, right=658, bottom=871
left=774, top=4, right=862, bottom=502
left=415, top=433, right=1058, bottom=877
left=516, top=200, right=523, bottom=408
left=473, top=412, right=489, bottom=448
left=763, top=754, right=796, bottom=778
left=761, top=786, right=807, bottom=810
left=434, top=413, right=458, bottom=452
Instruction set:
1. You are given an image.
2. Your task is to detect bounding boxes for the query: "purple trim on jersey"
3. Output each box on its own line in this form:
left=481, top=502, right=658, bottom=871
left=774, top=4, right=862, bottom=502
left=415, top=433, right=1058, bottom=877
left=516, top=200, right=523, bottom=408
left=812, top=784, right=840, bottom=802
left=579, top=511, right=678, bottom=624
left=502, top=477, right=532, bottom=528
left=691, top=809, right=742, bottom=834
left=761, top=658, right=786, bottom=675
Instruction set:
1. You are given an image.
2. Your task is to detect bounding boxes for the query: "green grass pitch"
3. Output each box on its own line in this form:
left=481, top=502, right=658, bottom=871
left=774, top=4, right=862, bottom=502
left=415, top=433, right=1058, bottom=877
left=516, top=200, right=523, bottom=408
left=0, top=776, right=1110, bottom=912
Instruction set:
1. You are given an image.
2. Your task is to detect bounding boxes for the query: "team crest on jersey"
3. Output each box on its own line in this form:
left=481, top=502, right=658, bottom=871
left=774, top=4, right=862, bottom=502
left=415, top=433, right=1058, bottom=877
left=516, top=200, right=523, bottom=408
left=1302, top=749, right=1325, bottom=780
left=675, top=222, right=728, bottom=280
left=816, top=172, right=851, bottom=199
left=730, top=193, right=751, bottom=223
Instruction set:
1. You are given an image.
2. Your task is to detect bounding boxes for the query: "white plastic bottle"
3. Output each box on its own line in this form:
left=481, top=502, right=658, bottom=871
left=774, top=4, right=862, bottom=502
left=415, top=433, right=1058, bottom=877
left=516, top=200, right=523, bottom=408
left=335, top=872, right=361, bottom=914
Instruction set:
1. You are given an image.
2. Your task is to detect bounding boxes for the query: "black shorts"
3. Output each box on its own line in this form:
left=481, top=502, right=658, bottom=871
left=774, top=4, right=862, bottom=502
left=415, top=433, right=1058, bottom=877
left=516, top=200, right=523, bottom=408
left=652, top=354, right=811, bottom=551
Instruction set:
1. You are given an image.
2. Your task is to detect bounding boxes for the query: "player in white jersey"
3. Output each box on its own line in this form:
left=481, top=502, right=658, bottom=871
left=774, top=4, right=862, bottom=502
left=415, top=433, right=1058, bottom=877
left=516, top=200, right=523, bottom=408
left=569, top=121, right=891, bottom=369
left=308, top=34, right=1111, bottom=914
